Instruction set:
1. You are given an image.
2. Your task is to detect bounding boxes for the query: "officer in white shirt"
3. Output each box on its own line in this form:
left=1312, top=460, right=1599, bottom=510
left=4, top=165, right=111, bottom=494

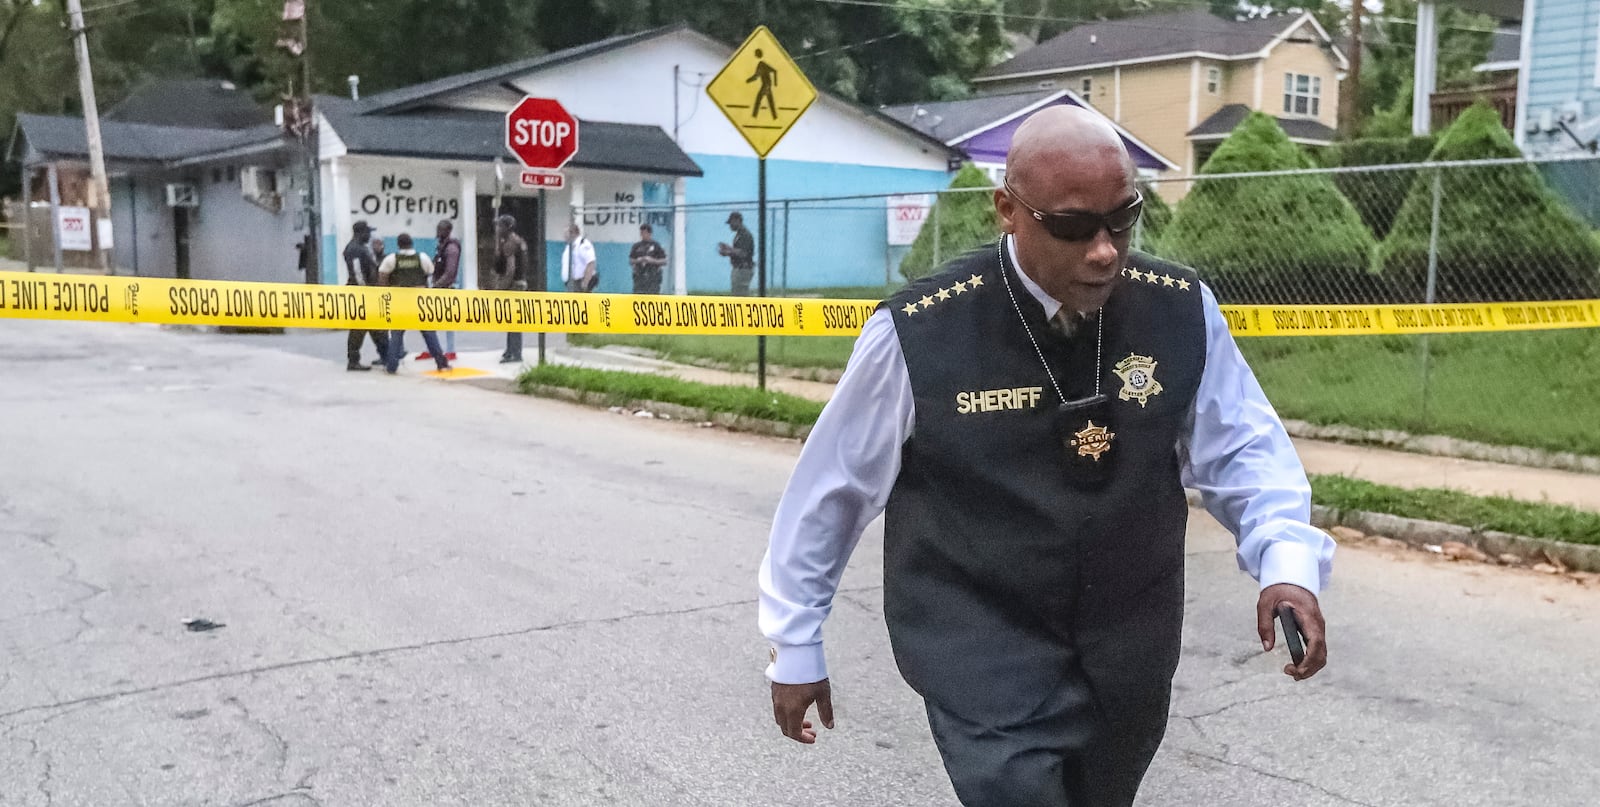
left=758, top=106, right=1334, bottom=806
left=562, top=223, right=598, bottom=293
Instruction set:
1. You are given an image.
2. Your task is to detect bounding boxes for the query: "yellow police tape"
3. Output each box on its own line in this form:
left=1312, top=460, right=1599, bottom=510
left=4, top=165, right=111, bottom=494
left=1, top=271, right=1597, bottom=338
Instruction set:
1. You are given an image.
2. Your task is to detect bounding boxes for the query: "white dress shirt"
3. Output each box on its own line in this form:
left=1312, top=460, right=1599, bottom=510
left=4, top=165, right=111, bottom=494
left=562, top=237, right=597, bottom=283
left=757, top=237, right=1336, bottom=685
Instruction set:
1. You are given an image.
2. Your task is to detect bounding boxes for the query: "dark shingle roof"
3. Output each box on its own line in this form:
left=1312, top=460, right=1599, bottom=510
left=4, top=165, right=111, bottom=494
left=880, top=90, right=1061, bottom=141
left=360, top=25, right=691, bottom=114
left=105, top=79, right=271, bottom=130
left=14, top=113, right=284, bottom=165
left=319, top=98, right=701, bottom=177
left=1186, top=104, right=1336, bottom=143
left=980, top=11, right=1318, bottom=80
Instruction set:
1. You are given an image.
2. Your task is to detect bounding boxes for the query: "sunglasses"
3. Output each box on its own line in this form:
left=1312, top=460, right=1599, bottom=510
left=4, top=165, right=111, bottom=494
left=1004, top=179, right=1144, bottom=242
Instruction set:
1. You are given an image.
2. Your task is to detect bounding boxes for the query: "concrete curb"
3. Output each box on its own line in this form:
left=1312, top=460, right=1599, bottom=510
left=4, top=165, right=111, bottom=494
left=1184, top=489, right=1600, bottom=573
left=1282, top=419, right=1600, bottom=475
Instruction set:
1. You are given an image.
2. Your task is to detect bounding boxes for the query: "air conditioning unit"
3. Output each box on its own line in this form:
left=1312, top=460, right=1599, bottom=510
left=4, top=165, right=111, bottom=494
left=240, top=166, right=282, bottom=213
left=165, top=183, right=199, bottom=208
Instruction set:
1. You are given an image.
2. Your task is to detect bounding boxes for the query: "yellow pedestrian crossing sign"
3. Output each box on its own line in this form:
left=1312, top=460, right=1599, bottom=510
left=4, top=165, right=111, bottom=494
left=706, top=26, right=818, bottom=158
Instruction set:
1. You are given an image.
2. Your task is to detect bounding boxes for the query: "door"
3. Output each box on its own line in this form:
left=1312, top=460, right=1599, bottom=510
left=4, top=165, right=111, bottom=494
left=173, top=207, right=191, bottom=280
left=476, top=195, right=543, bottom=291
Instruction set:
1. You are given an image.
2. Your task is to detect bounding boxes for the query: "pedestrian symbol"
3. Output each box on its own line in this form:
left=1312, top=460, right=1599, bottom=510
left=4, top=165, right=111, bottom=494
left=706, top=27, right=817, bottom=158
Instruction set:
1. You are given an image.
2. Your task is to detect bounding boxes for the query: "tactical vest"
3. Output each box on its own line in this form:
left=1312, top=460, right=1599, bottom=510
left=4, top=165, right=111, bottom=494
left=880, top=240, right=1206, bottom=727
left=390, top=252, right=427, bottom=289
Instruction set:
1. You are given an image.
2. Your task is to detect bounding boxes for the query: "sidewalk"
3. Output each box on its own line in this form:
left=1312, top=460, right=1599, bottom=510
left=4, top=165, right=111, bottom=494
left=439, top=341, right=1600, bottom=514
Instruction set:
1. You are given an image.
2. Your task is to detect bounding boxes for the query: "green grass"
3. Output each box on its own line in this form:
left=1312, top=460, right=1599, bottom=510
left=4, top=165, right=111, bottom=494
left=0, top=234, right=10, bottom=258
left=1311, top=474, right=1600, bottom=546
left=569, top=333, right=860, bottom=371
left=577, top=325, right=1600, bottom=458
left=1239, top=329, right=1600, bottom=456
left=517, top=364, right=825, bottom=426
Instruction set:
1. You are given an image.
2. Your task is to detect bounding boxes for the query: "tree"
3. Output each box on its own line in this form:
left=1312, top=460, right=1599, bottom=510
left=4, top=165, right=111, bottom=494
left=1160, top=112, right=1379, bottom=304
left=1377, top=103, right=1600, bottom=302
left=899, top=163, right=997, bottom=281
left=1357, top=0, right=1494, bottom=134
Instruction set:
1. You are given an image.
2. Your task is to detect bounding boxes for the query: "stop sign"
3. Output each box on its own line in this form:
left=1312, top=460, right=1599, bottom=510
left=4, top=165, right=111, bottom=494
left=505, top=97, right=579, bottom=171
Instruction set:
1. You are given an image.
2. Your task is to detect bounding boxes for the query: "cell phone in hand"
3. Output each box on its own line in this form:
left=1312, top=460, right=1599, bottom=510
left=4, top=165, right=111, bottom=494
left=1276, top=604, right=1306, bottom=665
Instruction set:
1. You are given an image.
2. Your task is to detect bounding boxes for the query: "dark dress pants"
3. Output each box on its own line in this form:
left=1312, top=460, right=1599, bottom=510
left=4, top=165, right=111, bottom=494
left=924, top=672, right=1166, bottom=807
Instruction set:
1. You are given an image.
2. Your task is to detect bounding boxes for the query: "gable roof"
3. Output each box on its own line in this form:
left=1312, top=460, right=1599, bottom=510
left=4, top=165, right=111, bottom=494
left=318, top=97, right=701, bottom=177
left=1186, top=104, right=1336, bottom=144
left=361, top=24, right=693, bottom=114
left=12, top=113, right=286, bottom=168
left=881, top=89, right=1180, bottom=171
left=358, top=23, right=956, bottom=157
left=881, top=90, right=1063, bottom=143
left=106, top=78, right=271, bottom=130
left=978, top=10, right=1341, bottom=82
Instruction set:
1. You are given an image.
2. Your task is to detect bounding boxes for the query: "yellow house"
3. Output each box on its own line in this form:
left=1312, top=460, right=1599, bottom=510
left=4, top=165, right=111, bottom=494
left=974, top=9, right=1348, bottom=190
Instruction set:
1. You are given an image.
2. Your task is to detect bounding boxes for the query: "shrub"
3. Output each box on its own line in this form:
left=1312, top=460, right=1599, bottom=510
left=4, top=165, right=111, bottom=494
left=1376, top=103, right=1600, bottom=301
left=899, top=163, right=997, bottom=281
left=1133, top=179, right=1172, bottom=253
left=1161, top=112, right=1380, bottom=303
left=1317, top=135, right=1437, bottom=240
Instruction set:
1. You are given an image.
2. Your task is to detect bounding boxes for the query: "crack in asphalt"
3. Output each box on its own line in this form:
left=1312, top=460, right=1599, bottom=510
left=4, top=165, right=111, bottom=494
left=1174, top=692, right=1300, bottom=722
left=225, top=696, right=289, bottom=785
left=235, top=567, right=342, bottom=648
left=1180, top=747, right=1380, bottom=807
left=232, top=792, right=323, bottom=807
left=0, top=587, right=877, bottom=723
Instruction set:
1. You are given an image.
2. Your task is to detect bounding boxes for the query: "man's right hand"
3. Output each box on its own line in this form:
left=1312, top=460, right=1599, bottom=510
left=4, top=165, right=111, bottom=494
left=771, top=679, right=834, bottom=744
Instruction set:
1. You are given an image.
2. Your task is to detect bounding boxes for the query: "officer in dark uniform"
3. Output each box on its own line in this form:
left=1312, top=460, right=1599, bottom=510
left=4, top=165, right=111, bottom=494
left=341, top=220, right=388, bottom=371
left=629, top=223, right=668, bottom=294
left=717, top=211, right=755, bottom=295
left=759, top=107, right=1334, bottom=806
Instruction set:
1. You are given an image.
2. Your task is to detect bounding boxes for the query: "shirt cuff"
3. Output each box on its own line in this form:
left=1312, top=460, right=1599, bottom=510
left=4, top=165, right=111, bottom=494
left=1258, top=539, right=1324, bottom=596
left=765, top=642, right=828, bottom=684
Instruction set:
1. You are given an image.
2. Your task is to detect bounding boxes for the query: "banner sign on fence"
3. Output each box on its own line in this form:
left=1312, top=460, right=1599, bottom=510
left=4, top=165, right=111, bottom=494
left=1, top=271, right=1596, bottom=338
left=56, top=207, right=92, bottom=251
left=886, top=194, right=932, bottom=246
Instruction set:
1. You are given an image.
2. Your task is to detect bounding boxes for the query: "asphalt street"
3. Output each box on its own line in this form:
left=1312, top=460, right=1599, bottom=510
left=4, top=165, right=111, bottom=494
left=1, top=319, right=1596, bottom=806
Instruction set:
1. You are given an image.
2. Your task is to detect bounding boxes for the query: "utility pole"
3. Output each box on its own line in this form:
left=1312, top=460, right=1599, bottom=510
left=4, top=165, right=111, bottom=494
left=300, top=0, right=321, bottom=285
left=64, top=0, right=112, bottom=274
left=1341, top=0, right=1363, bottom=138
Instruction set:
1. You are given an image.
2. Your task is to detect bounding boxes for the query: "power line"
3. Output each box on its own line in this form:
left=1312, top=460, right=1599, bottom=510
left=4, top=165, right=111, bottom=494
left=793, top=30, right=908, bottom=60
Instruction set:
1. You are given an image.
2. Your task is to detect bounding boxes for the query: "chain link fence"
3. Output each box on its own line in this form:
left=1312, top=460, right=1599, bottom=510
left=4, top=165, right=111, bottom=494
left=574, top=155, right=1600, bottom=456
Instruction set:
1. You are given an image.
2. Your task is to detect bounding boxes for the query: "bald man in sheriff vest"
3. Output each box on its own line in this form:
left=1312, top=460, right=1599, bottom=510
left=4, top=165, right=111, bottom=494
left=758, top=106, right=1335, bottom=805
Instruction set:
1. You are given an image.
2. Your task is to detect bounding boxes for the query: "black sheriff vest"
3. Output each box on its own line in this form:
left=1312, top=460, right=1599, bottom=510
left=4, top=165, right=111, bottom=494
left=881, top=239, right=1207, bottom=727
left=390, top=252, right=428, bottom=289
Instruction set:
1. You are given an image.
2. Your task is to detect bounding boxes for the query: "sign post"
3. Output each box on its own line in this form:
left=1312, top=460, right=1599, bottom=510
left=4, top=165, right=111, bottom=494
left=505, top=96, right=579, bottom=365
left=706, top=26, right=817, bottom=390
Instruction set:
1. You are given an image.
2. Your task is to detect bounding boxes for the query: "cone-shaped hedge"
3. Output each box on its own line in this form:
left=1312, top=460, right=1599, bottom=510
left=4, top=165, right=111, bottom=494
left=1160, top=112, right=1380, bottom=303
left=899, top=163, right=998, bottom=281
left=1376, top=103, right=1600, bottom=301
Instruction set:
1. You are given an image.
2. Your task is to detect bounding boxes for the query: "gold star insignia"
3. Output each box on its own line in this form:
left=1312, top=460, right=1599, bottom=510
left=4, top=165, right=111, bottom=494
left=919, top=295, right=936, bottom=309
left=936, top=287, right=952, bottom=301
left=1144, top=272, right=1161, bottom=284
left=1177, top=278, right=1192, bottom=291
left=1161, top=274, right=1175, bottom=287
left=902, top=302, right=919, bottom=316
left=952, top=280, right=968, bottom=294
left=967, top=274, right=985, bottom=287
left=1128, top=269, right=1145, bottom=282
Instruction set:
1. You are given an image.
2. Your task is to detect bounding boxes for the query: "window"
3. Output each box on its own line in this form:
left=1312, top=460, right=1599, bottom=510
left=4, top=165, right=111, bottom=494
left=1283, top=72, right=1321, bottom=117
left=1081, top=77, right=1093, bottom=96
left=1206, top=67, right=1221, bottom=95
